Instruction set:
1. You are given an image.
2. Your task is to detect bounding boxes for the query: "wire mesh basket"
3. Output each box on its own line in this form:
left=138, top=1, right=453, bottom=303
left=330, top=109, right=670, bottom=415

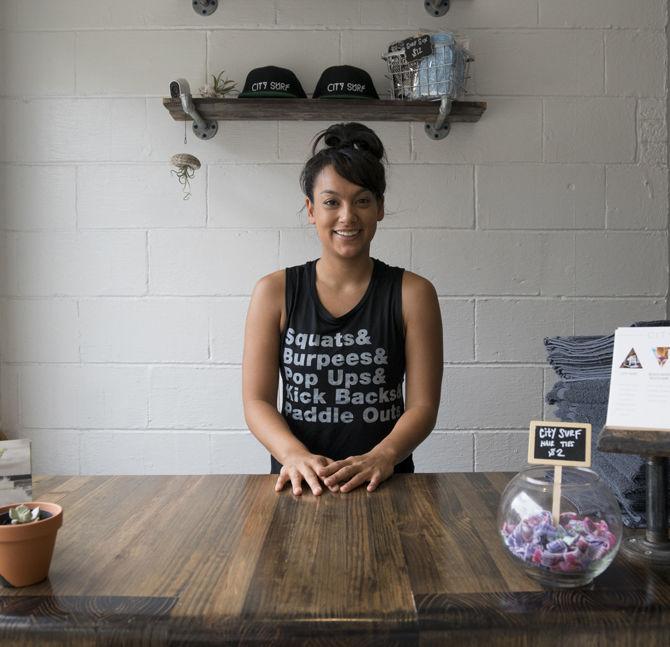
left=382, top=32, right=473, bottom=101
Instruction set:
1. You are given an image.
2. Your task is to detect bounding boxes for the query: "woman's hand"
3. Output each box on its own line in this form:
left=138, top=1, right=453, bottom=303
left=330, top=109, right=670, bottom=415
left=316, top=447, right=396, bottom=493
left=275, top=451, right=337, bottom=496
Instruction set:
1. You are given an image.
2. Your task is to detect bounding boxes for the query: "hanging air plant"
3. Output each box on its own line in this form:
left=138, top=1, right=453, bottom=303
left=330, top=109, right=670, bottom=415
left=170, top=153, right=201, bottom=201
left=199, top=70, right=237, bottom=98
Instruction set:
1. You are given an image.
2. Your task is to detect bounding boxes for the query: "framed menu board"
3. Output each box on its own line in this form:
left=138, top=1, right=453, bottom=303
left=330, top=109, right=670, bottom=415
left=606, top=327, right=670, bottom=431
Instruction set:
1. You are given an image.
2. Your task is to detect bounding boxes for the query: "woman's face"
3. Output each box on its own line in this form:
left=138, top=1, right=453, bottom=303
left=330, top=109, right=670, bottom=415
left=305, top=165, right=384, bottom=260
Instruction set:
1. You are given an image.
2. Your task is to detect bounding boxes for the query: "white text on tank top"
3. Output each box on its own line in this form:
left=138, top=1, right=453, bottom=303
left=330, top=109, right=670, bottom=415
left=282, top=326, right=403, bottom=425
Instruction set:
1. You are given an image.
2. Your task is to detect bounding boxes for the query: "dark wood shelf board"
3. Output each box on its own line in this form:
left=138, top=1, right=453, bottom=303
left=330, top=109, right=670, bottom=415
left=597, top=426, right=670, bottom=457
left=162, top=97, right=487, bottom=123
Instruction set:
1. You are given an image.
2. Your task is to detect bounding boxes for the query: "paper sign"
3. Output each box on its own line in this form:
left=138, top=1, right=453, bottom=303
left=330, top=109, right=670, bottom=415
left=606, top=327, right=670, bottom=430
left=527, top=420, right=591, bottom=467
left=0, top=439, right=32, bottom=506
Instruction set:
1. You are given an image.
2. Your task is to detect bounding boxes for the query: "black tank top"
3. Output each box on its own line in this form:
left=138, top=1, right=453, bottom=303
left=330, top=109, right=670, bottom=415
left=271, top=257, right=414, bottom=474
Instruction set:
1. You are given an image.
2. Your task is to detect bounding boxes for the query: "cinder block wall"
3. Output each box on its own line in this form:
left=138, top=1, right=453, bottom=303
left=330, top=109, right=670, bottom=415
left=0, top=0, right=668, bottom=475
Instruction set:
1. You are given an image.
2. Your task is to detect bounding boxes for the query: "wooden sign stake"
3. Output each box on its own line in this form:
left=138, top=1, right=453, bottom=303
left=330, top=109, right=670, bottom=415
left=551, top=465, right=562, bottom=526
left=527, top=421, right=592, bottom=527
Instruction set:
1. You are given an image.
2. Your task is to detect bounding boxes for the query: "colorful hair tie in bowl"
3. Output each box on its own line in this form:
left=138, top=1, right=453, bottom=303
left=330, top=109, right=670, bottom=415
left=502, top=510, right=618, bottom=575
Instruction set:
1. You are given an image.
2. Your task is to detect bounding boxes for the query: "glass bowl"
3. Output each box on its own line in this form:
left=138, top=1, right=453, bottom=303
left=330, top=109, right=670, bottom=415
left=498, top=466, right=622, bottom=588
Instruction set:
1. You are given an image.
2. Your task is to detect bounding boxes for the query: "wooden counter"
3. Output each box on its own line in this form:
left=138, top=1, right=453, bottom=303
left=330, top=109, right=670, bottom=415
left=0, top=474, right=668, bottom=645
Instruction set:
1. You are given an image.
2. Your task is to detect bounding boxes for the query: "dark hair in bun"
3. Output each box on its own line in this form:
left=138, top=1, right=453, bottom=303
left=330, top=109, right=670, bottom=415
left=300, top=122, right=387, bottom=202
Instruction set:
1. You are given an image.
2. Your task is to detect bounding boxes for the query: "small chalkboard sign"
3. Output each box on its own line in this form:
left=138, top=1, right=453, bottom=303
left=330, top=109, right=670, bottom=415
left=390, top=34, right=433, bottom=63
left=527, top=420, right=592, bottom=467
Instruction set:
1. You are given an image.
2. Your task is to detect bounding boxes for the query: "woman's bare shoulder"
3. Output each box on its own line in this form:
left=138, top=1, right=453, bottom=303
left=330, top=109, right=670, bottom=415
left=401, top=270, right=437, bottom=300
left=253, top=269, right=285, bottom=298
left=250, top=269, right=286, bottom=329
left=401, top=271, right=439, bottom=325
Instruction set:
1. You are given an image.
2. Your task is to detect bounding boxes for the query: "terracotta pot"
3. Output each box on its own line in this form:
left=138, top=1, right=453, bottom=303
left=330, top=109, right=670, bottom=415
left=0, top=501, right=63, bottom=587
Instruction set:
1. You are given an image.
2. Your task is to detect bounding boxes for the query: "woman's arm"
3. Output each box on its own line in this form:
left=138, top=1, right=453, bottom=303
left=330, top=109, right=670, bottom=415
left=317, top=271, right=443, bottom=492
left=243, top=271, right=336, bottom=496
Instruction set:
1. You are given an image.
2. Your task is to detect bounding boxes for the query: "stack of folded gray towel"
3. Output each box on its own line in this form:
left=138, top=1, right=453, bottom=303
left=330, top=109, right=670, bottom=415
left=545, top=335, right=613, bottom=381
left=544, top=320, right=669, bottom=528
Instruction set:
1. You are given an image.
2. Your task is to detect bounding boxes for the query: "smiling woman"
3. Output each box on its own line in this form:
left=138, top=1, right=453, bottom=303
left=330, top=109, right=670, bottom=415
left=242, top=123, right=443, bottom=496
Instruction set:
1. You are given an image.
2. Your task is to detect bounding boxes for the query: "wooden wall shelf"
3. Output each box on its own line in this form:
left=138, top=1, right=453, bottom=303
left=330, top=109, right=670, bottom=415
left=162, top=97, right=487, bottom=123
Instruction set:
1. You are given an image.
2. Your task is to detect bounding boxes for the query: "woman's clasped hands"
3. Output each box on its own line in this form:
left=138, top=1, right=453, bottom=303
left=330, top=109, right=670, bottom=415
left=275, top=447, right=396, bottom=496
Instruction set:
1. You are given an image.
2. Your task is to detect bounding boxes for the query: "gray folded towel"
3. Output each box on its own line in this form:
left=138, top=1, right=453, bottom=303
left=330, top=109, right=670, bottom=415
left=549, top=367, right=612, bottom=382
left=554, top=402, right=606, bottom=428
left=544, top=321, right=669, bottom=383
left=631, top=320, right=670, bottom=328
left=546, top=379, right=611, bottom=405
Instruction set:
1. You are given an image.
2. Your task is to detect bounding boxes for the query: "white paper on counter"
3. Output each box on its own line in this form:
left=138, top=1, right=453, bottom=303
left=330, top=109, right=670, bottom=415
left=0, top=438, right=32, bottom=505
left=606, top=327, right=670, bottom=430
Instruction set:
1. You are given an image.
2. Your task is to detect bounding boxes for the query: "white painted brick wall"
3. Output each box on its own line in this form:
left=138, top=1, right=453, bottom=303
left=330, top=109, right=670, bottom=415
left=412, top=98, right=543, bottom=163
left=639, top=98, right=669, bottom=167
left=78, top=430, right=212, bottom=475
left=4, top=231, right=147, bottom=296
left=413, top=1, right=540, bottom=29
left=149, top=230, right=278, bottom=295
left=386, top=165, right=474, bottom=228
left=149, top=367, right=244, bottom=429
left=209, top=164, right=304, bottom=228
left=4, top=32, right=75, bottom=97
left=210, top=297, right=250, bottom=364
left=77, top=31, right=206, bottom=96
left=470, top=30, right=604, bottom=97
left=78, top=165, right=206, bottom=228
left=475, top=431, right=529, bottom=471
left=544, top=98, right=637, bottom=163
left=19, top=365, right=149, bottom=429
left=5, top=1, right=274, bottom=30
left=79, top=299, right=210, bottom=363
left=476, top=299, right=574, bottom=363
left=439, top=367, right=544, bottom=429
left=1, top=299, right=79, bottom=363
left=606, top=165, right=668, bottom=230
left=440, top=299, right=475, bottom=363
left=605, top=30, right=667, bottom=98
left=0, top=0, right=668, bottom=477
left=413, top=431, right=474, bottom=471
left=2, top=99, right=151, bottom=162
left=575, top=232, right=668, bottom=296
left=147, top=107, right=280, bottom=163
left=639, top=99, right=668, bottom=142
left=210, top=431, right=275, bottom=473
left=360, top=0, right=409, bottom=28
left=477, top=164, right=605, bottom=229
left=538, top=0, right=667, bottom=29
left=3, top=166, right=77, bottom=230
left=277, top=0, right=361, bottom=28
left=412, top=231, right=575, bottom=296
left=573, top=298, right=667, bottom=334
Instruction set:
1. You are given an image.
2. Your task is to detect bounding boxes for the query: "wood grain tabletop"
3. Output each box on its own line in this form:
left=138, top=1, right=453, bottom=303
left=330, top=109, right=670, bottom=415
left=0, top=473, right=668, bottom=646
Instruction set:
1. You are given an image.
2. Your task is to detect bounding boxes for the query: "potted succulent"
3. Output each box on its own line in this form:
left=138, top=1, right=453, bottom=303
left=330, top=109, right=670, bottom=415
left=0, top=501, right=63, bottom=587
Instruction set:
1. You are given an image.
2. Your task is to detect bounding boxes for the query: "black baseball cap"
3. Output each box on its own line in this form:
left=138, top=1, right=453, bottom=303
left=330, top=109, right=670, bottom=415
left=238, top=66, right=307, bottom=98
left=313, top=65, right=380, bottom=99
